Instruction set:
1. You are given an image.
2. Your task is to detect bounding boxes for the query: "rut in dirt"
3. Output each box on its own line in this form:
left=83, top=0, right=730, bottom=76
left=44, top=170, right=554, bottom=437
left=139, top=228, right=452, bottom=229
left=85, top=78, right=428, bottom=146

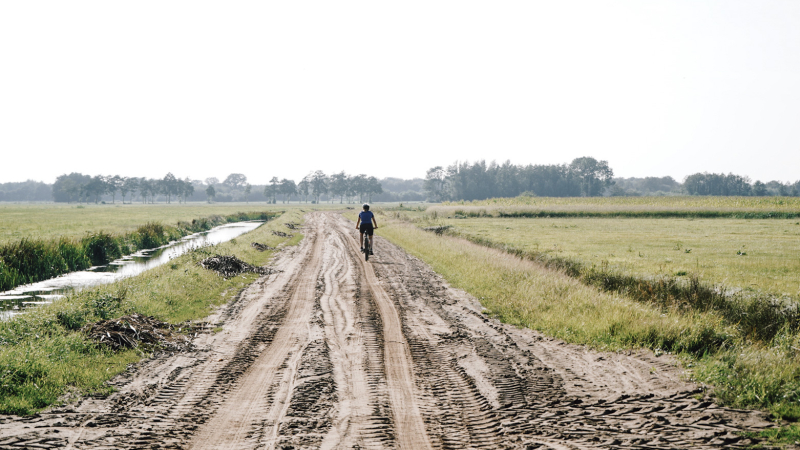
left=0, top=212, right=775, bottom=450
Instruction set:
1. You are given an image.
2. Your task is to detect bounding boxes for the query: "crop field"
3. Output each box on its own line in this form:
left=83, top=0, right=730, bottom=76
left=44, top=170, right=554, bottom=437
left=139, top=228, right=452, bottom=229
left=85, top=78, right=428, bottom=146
left=421, top=217, right=800, bottom=299
left=0, top=203, right=296, bottom=245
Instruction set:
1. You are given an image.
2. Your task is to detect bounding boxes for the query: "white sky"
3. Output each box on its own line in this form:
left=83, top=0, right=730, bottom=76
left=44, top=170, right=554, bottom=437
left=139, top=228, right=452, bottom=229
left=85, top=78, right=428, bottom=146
left=1, top=1, right=799, bottom=185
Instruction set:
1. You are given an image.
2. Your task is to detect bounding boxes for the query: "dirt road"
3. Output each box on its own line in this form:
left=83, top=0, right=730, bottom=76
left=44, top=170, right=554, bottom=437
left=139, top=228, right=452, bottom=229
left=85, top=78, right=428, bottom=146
left=0, top=212, right=773, bottom=449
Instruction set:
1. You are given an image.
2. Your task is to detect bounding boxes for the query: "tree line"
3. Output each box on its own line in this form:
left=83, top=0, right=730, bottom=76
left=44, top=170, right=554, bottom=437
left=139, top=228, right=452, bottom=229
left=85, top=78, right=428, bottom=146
left=50, top=171, right=385, bottom=204
left=423, top=157, right=615, bottom=201
left=53, top=173, right=195, bottom=204
left=422, top=158, right=800, bottom=201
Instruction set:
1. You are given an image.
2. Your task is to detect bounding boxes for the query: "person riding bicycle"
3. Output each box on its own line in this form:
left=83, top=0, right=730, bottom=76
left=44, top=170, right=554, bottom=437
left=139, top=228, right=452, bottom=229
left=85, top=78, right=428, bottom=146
left=355, top=203, right=378, bottom=255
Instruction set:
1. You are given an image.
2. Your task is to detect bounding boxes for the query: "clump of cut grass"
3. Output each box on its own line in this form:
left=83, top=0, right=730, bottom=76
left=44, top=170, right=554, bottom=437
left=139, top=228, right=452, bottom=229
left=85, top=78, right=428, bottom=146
left=0, top=209, right=304, bottom=415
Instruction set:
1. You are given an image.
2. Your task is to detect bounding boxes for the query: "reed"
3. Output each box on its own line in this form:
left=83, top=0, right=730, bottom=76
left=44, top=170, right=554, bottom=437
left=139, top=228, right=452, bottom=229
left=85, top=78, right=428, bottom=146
left=0, top=211, right=281, bottom=291
left=0, top=209, right=303, bottom=415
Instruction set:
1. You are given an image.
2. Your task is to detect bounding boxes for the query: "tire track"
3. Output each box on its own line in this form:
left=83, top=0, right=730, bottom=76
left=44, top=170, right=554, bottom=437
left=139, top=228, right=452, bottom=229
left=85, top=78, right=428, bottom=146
left=187, top=216, right=324, bottom=450
left=334, top=219, right=434, bottom=450
left=0, top=212, right=777, bottom=449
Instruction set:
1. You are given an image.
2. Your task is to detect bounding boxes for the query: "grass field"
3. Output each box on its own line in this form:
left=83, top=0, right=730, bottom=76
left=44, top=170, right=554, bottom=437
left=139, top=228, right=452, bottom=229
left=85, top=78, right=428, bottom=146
left=0, top=209, right=304, bottom=415
left=375, top=215, right=800, bottom=420
left=372, top=201, right=800, bottom=439
left=419, top=217, right=800, bottom=299
left=0, top=203, right=293, bottom=245
left=444, top=195, right=800, bottom=210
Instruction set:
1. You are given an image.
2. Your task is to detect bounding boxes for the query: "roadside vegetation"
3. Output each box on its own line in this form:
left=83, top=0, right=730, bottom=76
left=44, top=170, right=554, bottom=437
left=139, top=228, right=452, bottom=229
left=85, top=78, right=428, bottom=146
left=0, top=210, right=303, bottom=415
left=0, top=208, right=281, bottom=291
left=374, top=202, right=800, bottom=432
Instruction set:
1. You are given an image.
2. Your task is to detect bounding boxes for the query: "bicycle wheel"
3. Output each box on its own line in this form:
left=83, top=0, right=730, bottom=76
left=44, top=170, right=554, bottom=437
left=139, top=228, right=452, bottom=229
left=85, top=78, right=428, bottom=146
left=364, top=237, right=370, bottom=261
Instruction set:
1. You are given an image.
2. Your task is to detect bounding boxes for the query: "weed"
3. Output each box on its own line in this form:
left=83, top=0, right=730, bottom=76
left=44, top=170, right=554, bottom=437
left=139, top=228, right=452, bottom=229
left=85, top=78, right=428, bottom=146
left=0, top=209, right=304, bottom=415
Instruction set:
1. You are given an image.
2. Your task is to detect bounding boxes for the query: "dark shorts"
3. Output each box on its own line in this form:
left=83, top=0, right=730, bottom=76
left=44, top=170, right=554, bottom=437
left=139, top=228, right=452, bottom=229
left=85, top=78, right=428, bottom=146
left=359, top=223, right=374, bottom=236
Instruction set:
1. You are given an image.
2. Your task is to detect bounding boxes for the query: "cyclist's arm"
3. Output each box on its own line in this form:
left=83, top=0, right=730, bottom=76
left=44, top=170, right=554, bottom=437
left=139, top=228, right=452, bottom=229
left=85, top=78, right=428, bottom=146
left=356, top=216, right=361, bottom=229
left=372, top=217, right=378, bottom=228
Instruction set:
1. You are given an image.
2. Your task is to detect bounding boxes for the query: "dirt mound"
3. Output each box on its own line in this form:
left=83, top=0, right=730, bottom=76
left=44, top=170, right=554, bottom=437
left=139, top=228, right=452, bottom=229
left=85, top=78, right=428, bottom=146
left=83, top=313, right=191, bottom=352
left=271, top=230, right=293, bottom=238
left=199, top=254, right=279, bottom=278
left=251, top=242, right=275, bottom=252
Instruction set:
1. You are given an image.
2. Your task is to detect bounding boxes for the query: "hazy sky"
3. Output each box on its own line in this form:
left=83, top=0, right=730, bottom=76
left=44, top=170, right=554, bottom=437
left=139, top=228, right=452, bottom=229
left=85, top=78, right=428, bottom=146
left=1, top=1, right=798, bottom=185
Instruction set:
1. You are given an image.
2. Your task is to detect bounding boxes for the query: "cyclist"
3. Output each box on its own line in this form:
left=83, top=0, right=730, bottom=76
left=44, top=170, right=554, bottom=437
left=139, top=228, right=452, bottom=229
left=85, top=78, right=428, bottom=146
left=355, top=203, right=378, bottom=255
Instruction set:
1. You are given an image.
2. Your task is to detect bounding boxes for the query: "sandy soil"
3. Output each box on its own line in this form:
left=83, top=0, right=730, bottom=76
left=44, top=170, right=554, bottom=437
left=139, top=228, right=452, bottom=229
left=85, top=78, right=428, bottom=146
left=0, top=212, right=776, bottom=449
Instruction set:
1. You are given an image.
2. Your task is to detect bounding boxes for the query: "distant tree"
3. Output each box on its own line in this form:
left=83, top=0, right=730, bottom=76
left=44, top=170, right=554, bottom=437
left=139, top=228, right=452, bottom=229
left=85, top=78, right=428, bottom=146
left=753, top=181, right=768, bottom=196
left=298, top=176, right=311, bottom=203
left=568, top=157, right=614, bottom=197
left=161, top=173, right=178, bottom=203
left=107, top=175, right=122, bottom=203
left=178, top=178, right=194, bottom=203
left=206, top=185, right=216, bottom=203
left=53, top=173, right=91, bottom=202
left=279, top=179, right=297, bottom=203
left=204, top=177, right=219, bottom=186
left=269, top=177, right=279, bottom=203
left=423, top=166, right=447, bottom=202
left=328, top=171, right=349, bottom=204
left=83, top=176, right=108, bottom=203
left=310, top=170, right=327, bottom=203
left=263, top=184, right=274, bottom=203
left=223, top=173, right=247, bottom=189
left=365, top=176, right=383, bottom=203
left=244, top=184, right=252, bottom=203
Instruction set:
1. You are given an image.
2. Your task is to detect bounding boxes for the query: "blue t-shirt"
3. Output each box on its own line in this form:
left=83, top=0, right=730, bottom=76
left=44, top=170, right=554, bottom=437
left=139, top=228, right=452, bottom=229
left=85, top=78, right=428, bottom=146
left=359, top=211, right=374, bottom=224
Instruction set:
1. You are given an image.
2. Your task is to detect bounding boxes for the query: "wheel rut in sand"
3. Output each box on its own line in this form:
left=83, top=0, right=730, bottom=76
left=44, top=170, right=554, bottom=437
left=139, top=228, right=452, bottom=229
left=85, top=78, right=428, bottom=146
left=0, top=211, right=777, bottom=449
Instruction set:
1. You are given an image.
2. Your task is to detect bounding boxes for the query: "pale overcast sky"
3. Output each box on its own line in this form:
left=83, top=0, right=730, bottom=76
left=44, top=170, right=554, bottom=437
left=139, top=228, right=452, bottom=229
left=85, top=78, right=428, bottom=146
left=1, top=1, right=798, bottom=185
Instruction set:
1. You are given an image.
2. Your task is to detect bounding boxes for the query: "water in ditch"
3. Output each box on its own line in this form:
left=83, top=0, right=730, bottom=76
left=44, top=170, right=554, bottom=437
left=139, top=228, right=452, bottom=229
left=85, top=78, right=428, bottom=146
left=0, top=221, right=264, bottom=320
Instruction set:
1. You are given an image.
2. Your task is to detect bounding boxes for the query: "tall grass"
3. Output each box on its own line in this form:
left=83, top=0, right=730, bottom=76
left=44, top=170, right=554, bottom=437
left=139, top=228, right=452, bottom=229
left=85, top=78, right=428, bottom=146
left=432, top=228, right=800, bottom=343
left=0, top=209, right=304, bottom=415
left=378, top=216, right=800, bottom=420
left=0, top=211, right=280, bottom=291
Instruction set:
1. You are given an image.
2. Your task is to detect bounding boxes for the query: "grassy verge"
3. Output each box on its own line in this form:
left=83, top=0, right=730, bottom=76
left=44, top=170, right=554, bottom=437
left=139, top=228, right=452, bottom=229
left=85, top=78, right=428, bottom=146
left=418, top=224, right=799, bottom=344
left=0, top=211, right=280, bottom=291
left=375, top=213, right=800, bottom=424
left=0, top=209, right=304, bottom=415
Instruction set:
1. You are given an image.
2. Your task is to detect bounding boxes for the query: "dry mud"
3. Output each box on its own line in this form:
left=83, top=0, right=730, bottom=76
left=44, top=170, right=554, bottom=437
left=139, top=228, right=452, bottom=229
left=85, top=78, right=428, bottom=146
left=0, top=212, right=775, bottom=449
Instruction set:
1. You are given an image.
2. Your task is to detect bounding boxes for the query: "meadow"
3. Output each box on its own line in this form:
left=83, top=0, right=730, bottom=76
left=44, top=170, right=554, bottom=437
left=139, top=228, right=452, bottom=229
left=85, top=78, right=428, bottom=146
left=375, top=199, right=800, bottom=439
left=418, top=217, right=800, bottom=299
left=0, top=208, right=304, bottom=414
left=443, top=195, right=800, bottom=210
left=0, top=203, right=289, bottom=291
left=0, top=203, right=289, bottom=245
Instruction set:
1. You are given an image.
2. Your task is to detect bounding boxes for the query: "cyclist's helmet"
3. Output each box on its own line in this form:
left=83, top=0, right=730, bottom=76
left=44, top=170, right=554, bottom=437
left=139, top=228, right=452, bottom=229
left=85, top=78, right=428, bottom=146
left=362, top=203, right=370, bottom=210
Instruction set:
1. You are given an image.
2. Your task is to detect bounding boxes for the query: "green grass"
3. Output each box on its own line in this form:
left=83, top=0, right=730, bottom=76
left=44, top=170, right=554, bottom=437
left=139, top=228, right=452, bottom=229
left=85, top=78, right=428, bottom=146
left=444, top=195, right=800, bottom=211
left=0, top=211, right=281, bottom=291
left=0, top=202, right=290, bottom=245
left=412, top=217, right=800, bottom=300
left=373, top=209, right=800, bottom=422
left=0, top=209, right=305, bottom=415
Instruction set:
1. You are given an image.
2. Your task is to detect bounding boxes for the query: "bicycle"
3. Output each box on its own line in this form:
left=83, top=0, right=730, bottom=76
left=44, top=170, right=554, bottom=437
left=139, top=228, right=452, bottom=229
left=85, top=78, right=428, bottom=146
left=362, top=226, right=376, bottom=261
